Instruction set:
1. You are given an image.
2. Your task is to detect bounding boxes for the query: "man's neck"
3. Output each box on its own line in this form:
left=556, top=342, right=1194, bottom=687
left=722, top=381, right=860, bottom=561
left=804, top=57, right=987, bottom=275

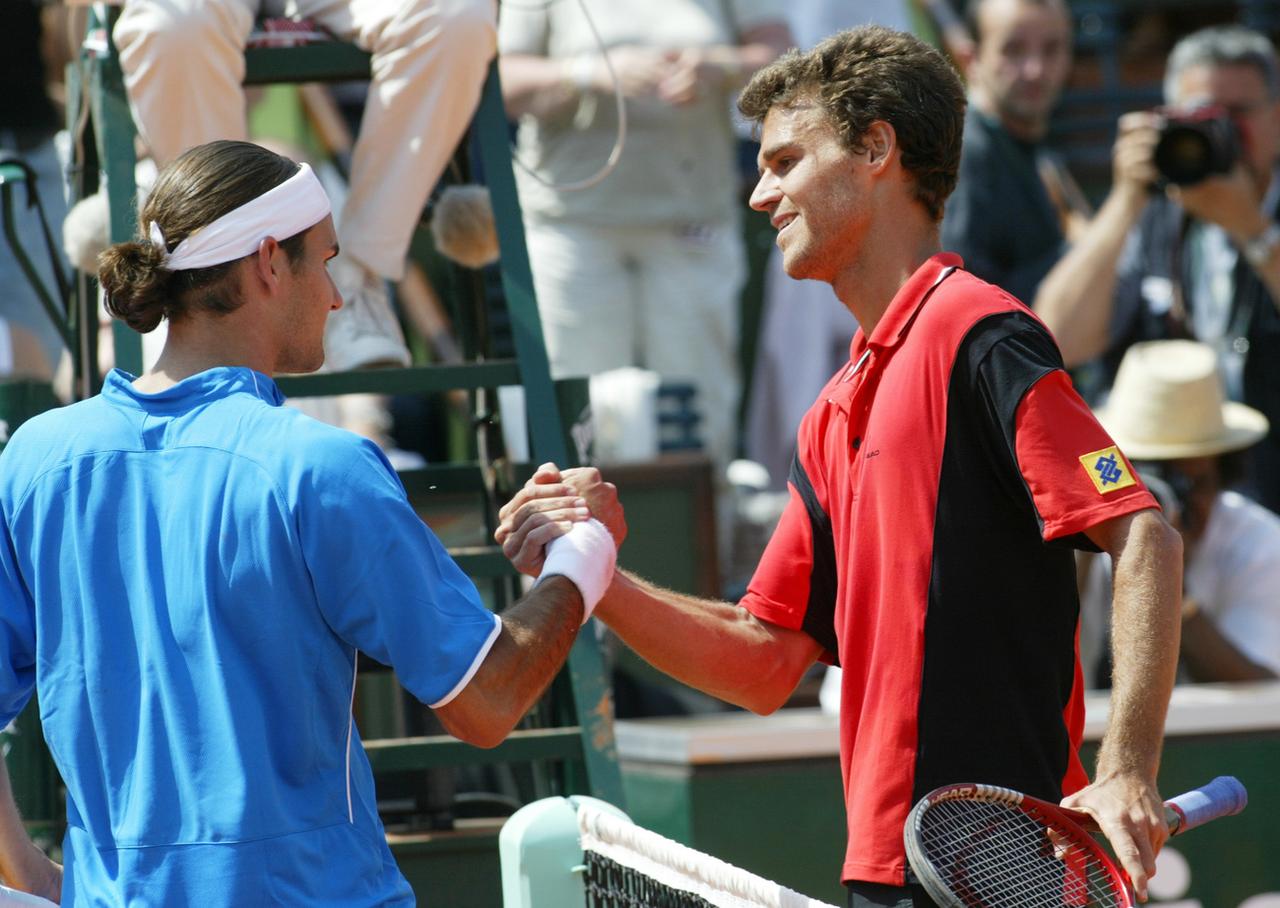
left=831, top=222, right=943, bottom=338
left=970, top=88, right=1047, bottom=144
left=133, top=318, right=274, bottom=393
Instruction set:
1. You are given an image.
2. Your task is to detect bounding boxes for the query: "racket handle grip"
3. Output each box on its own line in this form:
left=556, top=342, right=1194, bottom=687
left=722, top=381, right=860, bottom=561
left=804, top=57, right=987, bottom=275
left=1164, top=776, right=1248, bottom=835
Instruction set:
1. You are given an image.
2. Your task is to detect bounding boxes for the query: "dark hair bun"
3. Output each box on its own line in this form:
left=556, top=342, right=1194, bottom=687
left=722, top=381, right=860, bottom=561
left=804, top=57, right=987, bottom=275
left=98, top=240, right=173, bottom=334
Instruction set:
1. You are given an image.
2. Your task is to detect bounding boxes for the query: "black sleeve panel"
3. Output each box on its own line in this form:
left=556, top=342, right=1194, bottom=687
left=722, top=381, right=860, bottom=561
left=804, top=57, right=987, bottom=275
left=787, top=451, right=840, bottom=662
left=955, top=312, right=1098, bottom=551
left=916, top=309, right=1084, bottom=802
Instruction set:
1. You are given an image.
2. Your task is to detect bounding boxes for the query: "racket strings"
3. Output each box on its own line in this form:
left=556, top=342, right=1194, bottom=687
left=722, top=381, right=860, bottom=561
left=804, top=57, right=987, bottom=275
left=917, top=800, right=1124, bottom=907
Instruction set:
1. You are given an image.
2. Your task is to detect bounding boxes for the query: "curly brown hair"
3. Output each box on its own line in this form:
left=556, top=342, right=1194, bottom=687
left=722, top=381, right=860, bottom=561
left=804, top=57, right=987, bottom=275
left=738, top=26, right=966, bottom=222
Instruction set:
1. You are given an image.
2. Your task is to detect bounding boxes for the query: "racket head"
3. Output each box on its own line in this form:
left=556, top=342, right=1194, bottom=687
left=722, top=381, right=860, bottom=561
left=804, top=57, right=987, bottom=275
left=904, top=783, right=1135, bottom=908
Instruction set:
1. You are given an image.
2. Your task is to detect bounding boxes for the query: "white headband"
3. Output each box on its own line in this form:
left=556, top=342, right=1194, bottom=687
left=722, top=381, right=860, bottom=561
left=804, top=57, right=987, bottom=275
left=149, top=162, right=331, bottom=271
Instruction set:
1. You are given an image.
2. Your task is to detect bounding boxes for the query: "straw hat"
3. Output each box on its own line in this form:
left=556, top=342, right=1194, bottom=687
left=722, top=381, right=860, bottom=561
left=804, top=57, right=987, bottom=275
left=1094, top=340, right=1269, bottom=460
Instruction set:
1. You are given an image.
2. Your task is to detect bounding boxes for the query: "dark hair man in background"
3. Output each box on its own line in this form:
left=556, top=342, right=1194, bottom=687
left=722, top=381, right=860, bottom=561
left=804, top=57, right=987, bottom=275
left=1035, top=25, right=1280, bottom=513
left=940, top=0, right=1082, bottom=304
left=497, top=26, right=1183, bottom=908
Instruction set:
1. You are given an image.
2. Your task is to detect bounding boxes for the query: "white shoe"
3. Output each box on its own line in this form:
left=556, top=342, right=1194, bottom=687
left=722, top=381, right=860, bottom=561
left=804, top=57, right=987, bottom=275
left=325, top=255, right=411, bottom=371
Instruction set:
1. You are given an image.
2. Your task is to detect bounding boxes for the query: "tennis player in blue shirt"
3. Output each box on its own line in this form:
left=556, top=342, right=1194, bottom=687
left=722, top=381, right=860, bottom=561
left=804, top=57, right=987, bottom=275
left=0, top=139, right=617, bottom=906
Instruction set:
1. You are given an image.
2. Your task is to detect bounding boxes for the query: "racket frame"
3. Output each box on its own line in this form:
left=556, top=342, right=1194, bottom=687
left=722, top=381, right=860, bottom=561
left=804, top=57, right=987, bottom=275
left=903, top=782, right=1134, bottom=908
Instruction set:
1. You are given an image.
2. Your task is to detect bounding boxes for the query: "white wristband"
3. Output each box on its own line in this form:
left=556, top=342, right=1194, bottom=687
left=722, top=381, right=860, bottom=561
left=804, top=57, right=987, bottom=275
left=537, top=518, right=617, bottom=624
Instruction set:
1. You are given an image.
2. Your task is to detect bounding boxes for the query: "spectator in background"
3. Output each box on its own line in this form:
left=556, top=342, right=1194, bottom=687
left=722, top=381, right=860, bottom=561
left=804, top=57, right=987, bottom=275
left=0, top=0, right=70, bottom=379
left=497, top=1, right=792, bottom=506
left=1035, top=25, right=1280, bottom=512
left=1081, top=340, right=1280, bottom=685
left=941, top=0, right=1083, bottom=305
left=110, top=0, right=497, bottom=372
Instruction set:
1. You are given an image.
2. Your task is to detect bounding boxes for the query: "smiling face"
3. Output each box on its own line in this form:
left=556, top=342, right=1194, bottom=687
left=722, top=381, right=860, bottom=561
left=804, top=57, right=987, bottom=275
left=749, top=104, right=870, bottom=284
left=968, top=0, right=1073, bottom=140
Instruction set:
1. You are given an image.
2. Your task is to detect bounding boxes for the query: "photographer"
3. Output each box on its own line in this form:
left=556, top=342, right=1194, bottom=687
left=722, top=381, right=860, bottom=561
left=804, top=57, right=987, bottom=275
left=1079, top=340, right=1280, bottom=686
left=1034, top=25, right=1280, bottom=512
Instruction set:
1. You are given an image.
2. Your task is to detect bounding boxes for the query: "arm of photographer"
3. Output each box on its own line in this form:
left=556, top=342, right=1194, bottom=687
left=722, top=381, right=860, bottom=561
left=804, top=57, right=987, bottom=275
left=1034, top=112, right=1160, bottom=366
left=1174, top=171, right=1280, bottom=305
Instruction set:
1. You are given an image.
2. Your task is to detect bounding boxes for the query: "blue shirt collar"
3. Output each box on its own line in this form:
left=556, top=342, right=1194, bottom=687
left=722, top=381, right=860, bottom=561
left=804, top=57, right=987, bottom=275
left=102, top=366, right=284, bottom=412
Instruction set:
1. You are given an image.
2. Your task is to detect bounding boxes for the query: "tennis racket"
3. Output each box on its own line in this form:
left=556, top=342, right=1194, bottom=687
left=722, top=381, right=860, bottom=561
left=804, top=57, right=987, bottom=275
left=904, top=776, right=1247, bottom=907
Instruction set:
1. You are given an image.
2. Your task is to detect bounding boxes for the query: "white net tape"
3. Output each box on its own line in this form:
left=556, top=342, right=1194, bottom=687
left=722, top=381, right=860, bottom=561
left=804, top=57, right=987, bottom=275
left=577, top=802, right=840, bottom=908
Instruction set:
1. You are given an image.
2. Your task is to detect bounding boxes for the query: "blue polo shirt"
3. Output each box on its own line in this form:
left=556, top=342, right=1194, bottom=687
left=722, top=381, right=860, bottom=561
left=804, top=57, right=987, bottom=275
left=0, top=367, right=501, bottom=905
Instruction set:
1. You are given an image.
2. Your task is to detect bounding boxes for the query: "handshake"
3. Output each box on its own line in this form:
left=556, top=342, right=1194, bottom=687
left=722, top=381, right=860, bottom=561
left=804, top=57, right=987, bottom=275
left=495, top=463, right=628, bottom=624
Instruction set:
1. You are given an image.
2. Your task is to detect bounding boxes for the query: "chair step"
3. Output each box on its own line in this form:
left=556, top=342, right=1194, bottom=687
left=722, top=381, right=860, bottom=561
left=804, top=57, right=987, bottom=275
left=363, top=727, right=585, bottom=771
left=243, top=43, right=371, bottom=85
left=274, top=361, right=521, bottom=398
left=398, top=464, right=488, bottom=496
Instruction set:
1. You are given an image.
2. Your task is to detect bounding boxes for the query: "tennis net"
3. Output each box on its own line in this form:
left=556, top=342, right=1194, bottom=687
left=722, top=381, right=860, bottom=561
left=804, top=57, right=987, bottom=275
left=577, top=801, right=839, bottom=908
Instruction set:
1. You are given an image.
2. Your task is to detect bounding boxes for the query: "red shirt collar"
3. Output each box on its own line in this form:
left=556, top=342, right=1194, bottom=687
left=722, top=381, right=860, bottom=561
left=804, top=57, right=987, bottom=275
left=850, top=253, right=964, bottom=358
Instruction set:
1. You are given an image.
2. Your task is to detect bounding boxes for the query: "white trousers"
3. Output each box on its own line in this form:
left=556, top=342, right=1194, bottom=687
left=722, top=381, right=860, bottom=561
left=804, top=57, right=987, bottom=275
left=114, top=0, right=497, bottom=280
left=523, top=217, right=744, bottom=474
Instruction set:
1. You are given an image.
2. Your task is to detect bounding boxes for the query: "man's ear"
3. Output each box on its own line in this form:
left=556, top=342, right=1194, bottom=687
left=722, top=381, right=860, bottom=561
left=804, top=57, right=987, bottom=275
left=864, top=121, right=898, bottom=173
left=250, top=236, right=284, bottom=291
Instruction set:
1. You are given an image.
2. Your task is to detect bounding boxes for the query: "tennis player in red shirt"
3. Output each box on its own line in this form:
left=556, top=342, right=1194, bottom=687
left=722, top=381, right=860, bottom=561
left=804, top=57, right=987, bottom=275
left=497, top=25, right=1182, bottom=907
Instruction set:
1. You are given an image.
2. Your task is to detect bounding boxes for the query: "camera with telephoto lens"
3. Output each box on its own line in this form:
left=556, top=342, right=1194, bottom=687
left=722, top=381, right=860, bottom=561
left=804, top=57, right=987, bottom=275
left=1152, top=105, right=1241, bottom=186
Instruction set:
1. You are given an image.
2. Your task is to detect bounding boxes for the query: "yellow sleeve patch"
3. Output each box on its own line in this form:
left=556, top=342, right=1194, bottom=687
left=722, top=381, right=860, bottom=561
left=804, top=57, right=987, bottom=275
left=1079, top=445, right=1137, bottom=494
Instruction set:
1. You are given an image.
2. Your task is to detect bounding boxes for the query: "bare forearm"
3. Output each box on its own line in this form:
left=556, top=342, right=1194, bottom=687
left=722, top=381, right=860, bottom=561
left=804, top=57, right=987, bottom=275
left=596, top=570, right=819, bottom=713
left=0, top=759, right=58, bottom=898
left=498, top=54, right=578, bottom=120
left=1226, top=220, right=1280, bottom=306
left=1034, top=186, right=1147, bottom=367
left=1098, top=513, right=1182, bottom=780
left=436, top=577, right=583, bottom=747
left=706, top=22, right=793, bottom=88
left=1069, top=509, right=1180, bottom=900
left=693, top=42, right=780, bottom=88
left=1179, top=602, right=1277, bottom=683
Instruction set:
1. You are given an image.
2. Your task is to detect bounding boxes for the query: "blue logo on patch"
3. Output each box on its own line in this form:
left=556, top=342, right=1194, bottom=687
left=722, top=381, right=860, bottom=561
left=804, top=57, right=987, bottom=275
left=1094, top=453, right=1124, bottom=486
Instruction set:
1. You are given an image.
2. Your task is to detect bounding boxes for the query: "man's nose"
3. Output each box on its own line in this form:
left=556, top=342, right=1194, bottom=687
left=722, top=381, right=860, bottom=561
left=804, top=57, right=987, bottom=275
left=1020, top=53, right=1047, bottom=81
left=749, top=174, right=779, bottom=212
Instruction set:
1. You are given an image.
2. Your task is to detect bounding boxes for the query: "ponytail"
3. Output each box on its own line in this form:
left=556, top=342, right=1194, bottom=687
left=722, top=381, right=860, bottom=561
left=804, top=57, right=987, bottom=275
left=98, top=239, right=174, bottom=333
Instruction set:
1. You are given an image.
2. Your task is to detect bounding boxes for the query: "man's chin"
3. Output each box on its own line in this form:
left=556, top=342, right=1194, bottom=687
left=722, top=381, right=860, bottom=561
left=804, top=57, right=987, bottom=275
left=276, top=352, right=326, bottom=376
left=998, top=100, right=1053, bottom=136
left=781, top=250, right=817, bottom=282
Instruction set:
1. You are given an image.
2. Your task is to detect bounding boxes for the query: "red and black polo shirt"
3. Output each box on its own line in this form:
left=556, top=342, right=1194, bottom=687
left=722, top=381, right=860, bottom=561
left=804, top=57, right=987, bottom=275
left=740, top=253, right=1157, bottom=886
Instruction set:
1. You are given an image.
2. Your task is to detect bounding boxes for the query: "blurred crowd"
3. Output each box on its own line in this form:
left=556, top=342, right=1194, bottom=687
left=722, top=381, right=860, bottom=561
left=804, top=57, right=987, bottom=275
left=3, top=0, right=1279, bottom=702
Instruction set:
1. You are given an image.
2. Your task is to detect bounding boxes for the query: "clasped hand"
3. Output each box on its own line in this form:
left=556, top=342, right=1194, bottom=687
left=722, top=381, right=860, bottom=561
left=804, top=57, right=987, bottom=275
left=495, top=463, right=627, bottom=576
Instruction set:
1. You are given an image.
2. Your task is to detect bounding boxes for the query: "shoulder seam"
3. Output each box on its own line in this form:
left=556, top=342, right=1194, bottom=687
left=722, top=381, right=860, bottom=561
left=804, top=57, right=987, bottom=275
left=12, top=446, right=295, bottom=527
